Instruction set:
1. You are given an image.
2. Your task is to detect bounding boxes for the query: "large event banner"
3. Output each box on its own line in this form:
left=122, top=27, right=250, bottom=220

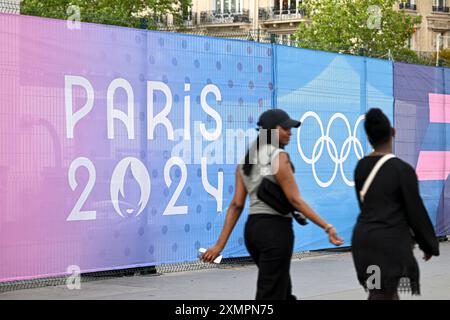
left=0, top=13, right=274, bottom=282
left=8, top=12, right=441, bottom=284
left=276, top=47, right=394, bottom=251
left=394, top=62, right=450, bottom=236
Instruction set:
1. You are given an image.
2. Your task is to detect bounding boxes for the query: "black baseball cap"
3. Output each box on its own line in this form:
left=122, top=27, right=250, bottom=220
left=257, top=109, right=301, bottom=130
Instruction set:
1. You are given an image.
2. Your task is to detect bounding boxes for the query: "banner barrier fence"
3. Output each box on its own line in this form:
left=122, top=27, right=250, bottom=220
left=0, top=13, right=448, bottom=282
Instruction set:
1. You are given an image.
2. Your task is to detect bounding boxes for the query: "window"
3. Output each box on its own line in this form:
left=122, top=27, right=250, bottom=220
left=432, top=0, right=449, bottom=11
left=278, top=34, right=294, bottom=46
left=215, top=0, right=242, bottom=14
left=400, top=0, right=416, bottom=10
left=215, top=0, right=221, bottom=12
left=274, top=0, right=302, bottom=14
left=433, top=32, right=446, bottom=48
left=442, top=32, right=450, bottom=49
left=224, top=0, right=229, bottom=13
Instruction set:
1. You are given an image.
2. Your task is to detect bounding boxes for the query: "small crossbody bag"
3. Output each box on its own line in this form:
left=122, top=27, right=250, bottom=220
left=256, top=149, right=308, bottom=225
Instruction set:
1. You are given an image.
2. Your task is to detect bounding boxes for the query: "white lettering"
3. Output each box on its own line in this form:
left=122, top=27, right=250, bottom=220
left=200, top=84, right=222, bottom=141
left=65, top=75, right=94, bottom=139
left=201, top=157, right=223, bottom=212
left=147, top=81, right=174, bottom=140
left=107, top=78, right=135, bottom=139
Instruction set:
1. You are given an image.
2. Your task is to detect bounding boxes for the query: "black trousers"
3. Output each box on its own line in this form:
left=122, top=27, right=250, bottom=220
left=244, top=214, right=295, bottom=300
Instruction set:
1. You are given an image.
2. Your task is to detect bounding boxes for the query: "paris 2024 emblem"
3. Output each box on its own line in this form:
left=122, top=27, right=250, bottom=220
left=110, top=157, right=151, bottom=217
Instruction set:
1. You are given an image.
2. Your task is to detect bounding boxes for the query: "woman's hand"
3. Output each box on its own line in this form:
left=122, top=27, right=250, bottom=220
left=328, top=228, right=344, bottom=246
left=423, top=253, right=432, bottom=261
left=200, top=167, right=247, bottom=264
left=200, top=245, right=223, bottom=263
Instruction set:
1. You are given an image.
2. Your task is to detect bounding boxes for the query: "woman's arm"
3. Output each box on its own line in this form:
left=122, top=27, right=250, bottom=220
left=274, top=152, right=344, bottom=245
left=201, top=166, right=248, bottom=263
left=400, top=165, right=439, bottom=258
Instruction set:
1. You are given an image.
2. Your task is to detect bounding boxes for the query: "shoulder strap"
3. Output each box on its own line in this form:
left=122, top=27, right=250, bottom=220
left=359, top=154, right=396, bottom=203
left=268, top=148, right=295, bottom=174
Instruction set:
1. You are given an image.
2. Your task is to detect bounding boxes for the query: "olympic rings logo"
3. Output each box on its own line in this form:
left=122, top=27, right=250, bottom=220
left=296, top=112, right=365, bottom=188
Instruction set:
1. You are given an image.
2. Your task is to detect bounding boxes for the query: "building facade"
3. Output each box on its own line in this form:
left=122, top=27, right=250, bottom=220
left=1, top=0, right=450, bottom=53
left=405, top=0, right=450, bottom=53
left=186, top=0, right=450, bottom=52
left=188, top=0, right=306, bottom=44
left=0, top=0, right=20, bottom=14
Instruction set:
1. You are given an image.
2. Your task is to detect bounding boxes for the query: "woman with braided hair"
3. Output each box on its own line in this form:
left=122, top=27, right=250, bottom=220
left=352, top=108, right=440, bottom=300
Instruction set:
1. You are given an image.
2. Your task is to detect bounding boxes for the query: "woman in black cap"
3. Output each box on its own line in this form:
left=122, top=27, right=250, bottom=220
left=201, top=108, right=343, bottom=300
left=352, top=108, right=440, bottom=300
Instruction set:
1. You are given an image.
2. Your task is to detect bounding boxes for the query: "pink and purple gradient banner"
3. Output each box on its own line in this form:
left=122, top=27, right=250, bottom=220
left=0, top=12, right=274, bottom=282
left=0, top=12, right=160, bottom=281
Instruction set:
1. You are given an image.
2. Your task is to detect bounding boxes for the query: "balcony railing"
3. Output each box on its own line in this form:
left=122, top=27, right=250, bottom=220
left=199, top=10, right=251, bottom=25
left=433, top=6, right=450, bottom=12
left=259, top=7, right=306, bottom=21
left=399, top=3, right=417, bottom=10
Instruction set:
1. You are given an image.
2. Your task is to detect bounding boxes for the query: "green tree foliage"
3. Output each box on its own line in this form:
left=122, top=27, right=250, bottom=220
left=433, top=48, right=450, bottom=67
left=294, top=0, right=422, bottom=61
left=20, top=0, right=192, bottom=29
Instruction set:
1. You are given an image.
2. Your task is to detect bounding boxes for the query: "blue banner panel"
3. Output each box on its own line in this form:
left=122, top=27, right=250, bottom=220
left=276, top=47, right=394, bottom=251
